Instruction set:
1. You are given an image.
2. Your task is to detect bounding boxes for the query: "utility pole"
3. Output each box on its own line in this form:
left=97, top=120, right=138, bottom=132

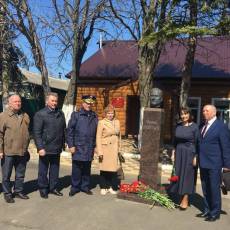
left=0, top=0, right=10, bottom=110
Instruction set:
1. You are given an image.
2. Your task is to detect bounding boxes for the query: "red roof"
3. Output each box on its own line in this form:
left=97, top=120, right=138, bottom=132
left=67, top=36, right=230, bottom=80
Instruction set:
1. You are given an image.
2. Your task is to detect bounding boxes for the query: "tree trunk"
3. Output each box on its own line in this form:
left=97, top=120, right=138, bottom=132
left=2, top=47, right=9, bottom=111
left=137, top=41, right=164, bottom=149
left=179, top=37, right=197, bottom=108
left=0, top=2, right=9, bottom=110
left=21, top=0, right=50, bottom=98
left=179, top=0, right=198, bottom=108
left=62, top=31, right=83, bottom=123
left=4, top=0, right=51, bottom=99
left=33, top=38, right=50, bottom=97
left=138, top=41, right=163, bottom=108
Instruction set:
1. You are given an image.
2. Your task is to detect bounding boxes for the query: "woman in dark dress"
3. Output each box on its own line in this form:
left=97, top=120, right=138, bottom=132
left=170, top=107, right=199, bottom=210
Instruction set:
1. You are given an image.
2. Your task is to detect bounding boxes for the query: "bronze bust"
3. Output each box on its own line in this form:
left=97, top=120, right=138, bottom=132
left=150, top=88, right=163, bottom=108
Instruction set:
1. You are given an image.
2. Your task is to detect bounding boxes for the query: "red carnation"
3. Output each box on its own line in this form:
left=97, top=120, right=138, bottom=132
left=168, top=175, right=179, bottom=182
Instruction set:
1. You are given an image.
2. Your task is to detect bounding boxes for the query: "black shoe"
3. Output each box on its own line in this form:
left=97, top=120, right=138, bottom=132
left=50, top=189, right=63, bottom=196
left=14, top=193, right=29, bottom=200
left=82, top=190, right=93, bottom=195
left=4, top=194, right=15, bottom=203
left=40, top=191, right=48, bottom=199
left=69, top=190, right=80, bottom=197
left=205, top=215, right=220, bottom=222
left=196, top=212, right=209, bottom=218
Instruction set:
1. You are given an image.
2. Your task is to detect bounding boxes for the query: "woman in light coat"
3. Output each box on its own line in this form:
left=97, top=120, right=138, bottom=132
left=96, top=104, right=120, bottom=195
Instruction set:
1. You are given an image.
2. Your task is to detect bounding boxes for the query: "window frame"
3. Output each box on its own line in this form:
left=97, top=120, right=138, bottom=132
left=188, top=97, right=201, bottom=125
left=212, top=97, right=230, bottom=125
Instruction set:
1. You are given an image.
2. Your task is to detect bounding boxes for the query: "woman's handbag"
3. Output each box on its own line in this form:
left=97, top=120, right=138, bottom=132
left=118, top=152, right=125, bottom=163
left=117, top=153, right=125, bottom=180
left=25, top=151, right=30, bottom=162
left=117, top=134, right=125, bottom=180
left=117, top=166, right=125, bottom=180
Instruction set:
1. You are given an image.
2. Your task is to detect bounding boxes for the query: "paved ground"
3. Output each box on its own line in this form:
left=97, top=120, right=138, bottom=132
left=0, top=155, right=230, bottom=230
left=29, top=142, right=141, bottom=176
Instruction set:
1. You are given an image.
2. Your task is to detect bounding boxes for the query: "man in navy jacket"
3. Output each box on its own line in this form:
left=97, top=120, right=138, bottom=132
left=67, top=95, right=98, bottom=196
left=198, top=105, right=230, bottom=221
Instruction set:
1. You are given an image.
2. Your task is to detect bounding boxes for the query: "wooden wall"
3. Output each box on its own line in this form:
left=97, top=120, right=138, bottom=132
left=76, top=80, right=173, bottom=141
left=76, top=81, right=139, bottom=135
left=157, top=80, right=230, bottom=142
left=190, top=83, right=230, bottom=107
left=75, top=80, right=230, bottom=143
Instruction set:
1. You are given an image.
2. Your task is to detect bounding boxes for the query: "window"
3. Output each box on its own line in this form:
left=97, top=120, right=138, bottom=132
left=212, top=98, right=230, bottom=128
left=188, top=97, right=201, bottom=125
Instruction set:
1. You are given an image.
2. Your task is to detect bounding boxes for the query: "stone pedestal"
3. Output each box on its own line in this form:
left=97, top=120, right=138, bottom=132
left=117, top=108, right=164, bottom=204
left=139, top=108, right=164, bottom=190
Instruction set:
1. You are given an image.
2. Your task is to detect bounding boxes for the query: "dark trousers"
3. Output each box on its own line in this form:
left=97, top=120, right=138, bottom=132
left=100, top=171, right=118, bottom=190
left=200, top=168, right=222, bottom=217
left=38, top=154, right=60, bottom=193
left=71, top=160, right=91, bottom=192
left=1, top=155, right=27, bottom=195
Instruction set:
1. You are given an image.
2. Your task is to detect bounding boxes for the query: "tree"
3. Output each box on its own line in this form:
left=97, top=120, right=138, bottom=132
left=38, top=0, right=106, bottom=122
left=0, top=1, right=27, bottom=109
left=109, top=0, right=182, bottom=108
left=3, top=0, right=108, bottom=120
left=108, top=1, right=183, bottom=148
left=3, top=0, right=51, bottom=99
left=178, top=0, right=229, bottom=108
left=139, top=1, right=230, bottom=109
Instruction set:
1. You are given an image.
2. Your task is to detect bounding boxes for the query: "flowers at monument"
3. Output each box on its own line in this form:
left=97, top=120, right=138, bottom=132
left=138, top=188, right=176, bottom=210
left=120, top=180, right=148, bottom=193
left=119, top=180, right=176, bottom=210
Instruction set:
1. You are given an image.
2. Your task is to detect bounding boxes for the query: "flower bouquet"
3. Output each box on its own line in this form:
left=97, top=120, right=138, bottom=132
left=120, top=180, right=176, bottom=210
left=168, top=165, right=179, bottom=182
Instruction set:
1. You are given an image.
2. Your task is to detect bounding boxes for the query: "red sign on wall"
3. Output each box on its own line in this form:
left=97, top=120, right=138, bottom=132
left=111, top=97, right=124, bottom=108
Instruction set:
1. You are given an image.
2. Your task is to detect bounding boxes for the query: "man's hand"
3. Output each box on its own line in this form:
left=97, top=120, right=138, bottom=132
left=38, top=149, right=46, bottom=156
left=192, top=156, right=197, bottom=167
left=223, top=168, right=230, bottom=172
left=0, top=152, right=4, bottom=159
left=69, top=147, right=76, bottom=154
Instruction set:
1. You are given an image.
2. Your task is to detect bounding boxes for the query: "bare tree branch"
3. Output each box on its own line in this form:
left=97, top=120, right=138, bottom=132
left=109, top=0, right=139, bottom=40
left=5, top=0, right=50, bottom=97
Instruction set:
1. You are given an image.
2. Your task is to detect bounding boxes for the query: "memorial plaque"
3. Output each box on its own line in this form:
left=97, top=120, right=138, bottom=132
left=111, top=97, right=124, bottom=108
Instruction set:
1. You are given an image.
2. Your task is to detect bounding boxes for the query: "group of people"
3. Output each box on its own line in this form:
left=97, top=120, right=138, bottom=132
left=0, top=93, right=121, bottom=203
left=1, top=93, right=230, bottom=222
left=170, top=105, right=230, bottom=222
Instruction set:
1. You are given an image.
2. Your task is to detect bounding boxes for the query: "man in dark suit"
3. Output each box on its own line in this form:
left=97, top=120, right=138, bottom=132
left=33, top=92, right=66, bottom=199
left=197, top=105, right=230, bottom=221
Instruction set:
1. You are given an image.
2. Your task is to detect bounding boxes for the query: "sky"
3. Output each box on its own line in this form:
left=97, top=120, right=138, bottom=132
left=16, top=33, right=100, bottom=78
left=13, top=0, right=139, bottom=79
left=12, top=0, right=227, bottom=79
left=14, top=0, right=108, bottom=78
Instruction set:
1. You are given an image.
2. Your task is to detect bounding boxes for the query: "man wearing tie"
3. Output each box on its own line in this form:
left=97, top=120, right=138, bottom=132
left=197, top=105, right=230, bottom=221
